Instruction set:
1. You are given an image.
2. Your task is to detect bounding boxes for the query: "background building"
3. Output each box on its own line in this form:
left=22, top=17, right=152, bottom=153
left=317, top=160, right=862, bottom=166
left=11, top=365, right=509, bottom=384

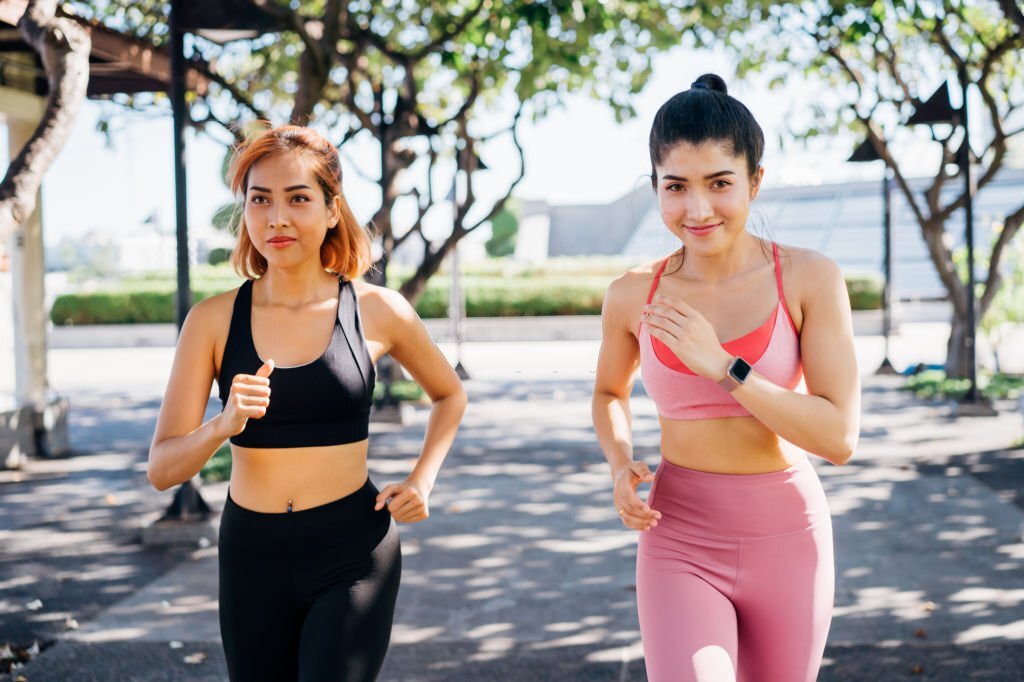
left=522, top=167, right=1024, bottom=301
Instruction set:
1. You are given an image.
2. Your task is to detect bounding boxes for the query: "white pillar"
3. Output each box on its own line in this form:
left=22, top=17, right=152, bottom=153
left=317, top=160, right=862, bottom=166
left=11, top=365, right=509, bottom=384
left=8, top=120, right=50, bottom=411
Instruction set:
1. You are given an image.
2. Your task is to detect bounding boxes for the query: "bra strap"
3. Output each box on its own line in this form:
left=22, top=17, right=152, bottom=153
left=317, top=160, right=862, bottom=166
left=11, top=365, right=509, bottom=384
left=336, top=279, right=374, bottom=389
left=229, top=279, right=254, bottom=341
left=772, top=242, right=799, bottom=334
left=646, top=258, right=670, bottom=305
left=772, top=243, right=785, bottom=299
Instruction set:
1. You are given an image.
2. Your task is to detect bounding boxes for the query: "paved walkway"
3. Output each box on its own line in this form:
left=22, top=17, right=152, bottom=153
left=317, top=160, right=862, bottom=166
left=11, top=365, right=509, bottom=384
left=2, top=334, right=1023, bottom=680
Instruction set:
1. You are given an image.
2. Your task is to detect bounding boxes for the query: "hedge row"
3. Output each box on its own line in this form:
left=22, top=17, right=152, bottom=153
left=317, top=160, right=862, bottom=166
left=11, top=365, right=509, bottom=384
left=50, top=290, right=223, bottom=326
left=51, top=275, right=881, bottom=325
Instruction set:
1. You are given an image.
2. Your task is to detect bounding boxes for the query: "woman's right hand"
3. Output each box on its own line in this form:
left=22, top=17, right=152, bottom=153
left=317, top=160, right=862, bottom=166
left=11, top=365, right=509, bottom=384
left=220, top=360, right=274, bottom=437
left=613, top=461, right=662, bottom=531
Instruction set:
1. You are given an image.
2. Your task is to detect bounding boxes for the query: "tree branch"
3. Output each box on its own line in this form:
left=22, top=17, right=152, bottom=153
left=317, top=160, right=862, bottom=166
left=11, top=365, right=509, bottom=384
left=187, top=53, right=268, bottom=121
left=980, top=202, right=1024, bottom=316
left=465, top=105, right=526, bottom=234
left=0, top=0, right=91, bottom=238
left=997, top=0, right=1024, bottom=34
left=409, top=0, right=489, bottom=61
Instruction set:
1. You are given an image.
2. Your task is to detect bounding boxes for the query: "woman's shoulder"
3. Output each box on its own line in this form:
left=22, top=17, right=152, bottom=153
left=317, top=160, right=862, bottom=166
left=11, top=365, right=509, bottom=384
left=181, top=285, right=244, bottom=335
left=774, top=243, right=842, bottom=282
left=773, top=242, right=845, bottom=309
left=604, top=257, right=668, bottom=314
left=351, top=279, right=416, bottom=323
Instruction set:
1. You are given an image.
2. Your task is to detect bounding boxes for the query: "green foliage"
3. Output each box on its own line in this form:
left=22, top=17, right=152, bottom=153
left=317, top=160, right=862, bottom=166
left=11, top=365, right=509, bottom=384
left=485, top=203, right=519, bottom=258
left=845, top=272, right=883, bottom=311
left=414, top=280, right=607, bottom=318
left=200, top=443, right=233, bottom=484
left=979, top=231, right=1024, bottom=333
left=212, top=202, right=239, bottom=234
left=50, top=289, right=224, bottom=325
left=373, top=380, right=425, bottom=403
left=50, top=262, right=881, bottom=324
left=905, top=369, right=1024, bottom=401
left=208, top=247, right=233, bottom=266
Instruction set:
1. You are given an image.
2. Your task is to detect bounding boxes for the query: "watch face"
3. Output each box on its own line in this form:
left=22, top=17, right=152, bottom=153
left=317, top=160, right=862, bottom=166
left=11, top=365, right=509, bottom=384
left=730, top=357, right=753, bottom=383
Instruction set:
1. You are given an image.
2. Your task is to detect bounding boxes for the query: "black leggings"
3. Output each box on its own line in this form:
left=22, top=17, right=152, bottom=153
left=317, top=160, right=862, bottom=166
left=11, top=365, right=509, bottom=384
left=218, top=479, right=401, bottom=682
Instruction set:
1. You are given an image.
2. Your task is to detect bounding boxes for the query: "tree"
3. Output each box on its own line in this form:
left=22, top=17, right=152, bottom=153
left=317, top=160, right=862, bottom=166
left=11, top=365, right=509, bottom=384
left=700, top=0, right=1024, bottom=377
left=0, top=0, right=91, bottom=239
left=484, top=201, right=518, bottom=258
left=997, top=0, right=1024, bottom=34
left=67, top=0, right=701, bottom=301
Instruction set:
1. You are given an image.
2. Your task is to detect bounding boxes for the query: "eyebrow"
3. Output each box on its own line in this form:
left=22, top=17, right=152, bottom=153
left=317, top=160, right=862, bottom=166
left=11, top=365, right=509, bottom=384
left=248, top=184, right=312, bottom=193
left=661, top=171, right=736, bottom=181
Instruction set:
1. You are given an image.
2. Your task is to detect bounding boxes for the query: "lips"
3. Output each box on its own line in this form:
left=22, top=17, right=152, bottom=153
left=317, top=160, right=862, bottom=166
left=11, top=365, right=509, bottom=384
left=685, top=223, right=721, bottom=236
left=267, top=237, right=296, bottom=248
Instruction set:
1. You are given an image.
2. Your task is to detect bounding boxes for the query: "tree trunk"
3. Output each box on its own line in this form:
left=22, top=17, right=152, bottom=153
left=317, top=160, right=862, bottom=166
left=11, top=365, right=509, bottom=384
left=290, top=47, right=327, bottom=126
left=366, top=133, right=415, bottom=288
left=944, top=312, right=971, bottom=379
left=0, top=0, right=91, bottom=239
left=398, top=240, right=451, bottom=304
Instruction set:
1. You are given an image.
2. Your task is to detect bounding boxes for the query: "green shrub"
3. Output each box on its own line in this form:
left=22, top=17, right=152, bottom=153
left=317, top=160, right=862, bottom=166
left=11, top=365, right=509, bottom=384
left=50, top=289, right=224, bottom=325
left=200, top=443, right=233, bottom=483
left=904, top=369, right=1024, bottom=400
left=373, top=379, right=425, bottom=403
left=845, top=272, right=883, bottom=311
left=51, top=268, right=883, bottom=325
left=208, top=247, right=232, bottom=266
left=411, top=282, right=606, bottom=318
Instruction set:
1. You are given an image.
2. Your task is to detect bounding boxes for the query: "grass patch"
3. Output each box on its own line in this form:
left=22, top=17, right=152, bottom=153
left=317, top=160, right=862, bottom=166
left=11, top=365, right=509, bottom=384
left=904, top=370, right=1024, bottom=401
left=200, top=442, right=233, bottom=483
left=374, top=380, right=425, bottom=403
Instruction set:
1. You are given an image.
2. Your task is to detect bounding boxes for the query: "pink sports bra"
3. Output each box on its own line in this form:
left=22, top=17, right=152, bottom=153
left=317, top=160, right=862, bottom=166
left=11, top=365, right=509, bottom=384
left=638, top=243, right=803, bottom=420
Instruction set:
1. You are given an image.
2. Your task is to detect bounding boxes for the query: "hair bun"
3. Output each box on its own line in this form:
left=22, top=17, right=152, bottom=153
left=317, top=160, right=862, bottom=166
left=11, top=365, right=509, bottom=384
left=691, top=73, right=728, bottom=94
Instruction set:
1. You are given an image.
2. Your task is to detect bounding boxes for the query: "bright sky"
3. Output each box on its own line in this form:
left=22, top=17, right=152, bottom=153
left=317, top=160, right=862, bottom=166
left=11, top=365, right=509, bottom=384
left=2, top=44, right=946, bottom=248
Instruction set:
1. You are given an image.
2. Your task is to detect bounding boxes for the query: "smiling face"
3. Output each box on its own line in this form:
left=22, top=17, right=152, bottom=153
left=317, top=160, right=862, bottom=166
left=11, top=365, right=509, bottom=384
left=655, top=141, right=764, bottom=258
left=243, top=151, right=341, bottom=272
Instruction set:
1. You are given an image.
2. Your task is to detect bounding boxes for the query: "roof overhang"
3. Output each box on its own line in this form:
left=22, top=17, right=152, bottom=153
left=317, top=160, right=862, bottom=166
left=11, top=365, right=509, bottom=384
left=0, top=0, right=208, bottom=97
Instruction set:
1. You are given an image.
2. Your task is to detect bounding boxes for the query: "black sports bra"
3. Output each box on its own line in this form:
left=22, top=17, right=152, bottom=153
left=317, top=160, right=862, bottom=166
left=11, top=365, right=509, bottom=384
left=217, top=278, right=375, bottom=448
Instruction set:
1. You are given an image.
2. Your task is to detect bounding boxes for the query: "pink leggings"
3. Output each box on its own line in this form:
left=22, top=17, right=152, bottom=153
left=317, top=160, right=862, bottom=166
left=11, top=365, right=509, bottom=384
left=636, top=456, right=834, bottom=682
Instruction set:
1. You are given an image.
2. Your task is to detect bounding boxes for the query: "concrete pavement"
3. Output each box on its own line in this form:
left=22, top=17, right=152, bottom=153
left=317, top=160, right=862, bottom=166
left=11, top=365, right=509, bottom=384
left=2, top=329, right=1023, bottom=681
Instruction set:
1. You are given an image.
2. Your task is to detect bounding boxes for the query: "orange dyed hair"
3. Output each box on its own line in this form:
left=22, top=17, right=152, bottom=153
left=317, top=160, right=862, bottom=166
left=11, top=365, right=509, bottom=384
left=227, top=125, right=372, bottom=280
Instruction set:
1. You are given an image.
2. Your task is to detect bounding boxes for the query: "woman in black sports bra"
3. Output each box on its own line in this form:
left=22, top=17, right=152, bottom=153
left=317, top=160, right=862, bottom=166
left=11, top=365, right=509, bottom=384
left=147, top=125, right=467, bottom=681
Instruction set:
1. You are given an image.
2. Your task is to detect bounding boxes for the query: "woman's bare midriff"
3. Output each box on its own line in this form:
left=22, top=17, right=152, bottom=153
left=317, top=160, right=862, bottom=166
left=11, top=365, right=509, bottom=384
left=227, top=439, right=371, bottom=513
left=658, top=415, right=804, bottom=474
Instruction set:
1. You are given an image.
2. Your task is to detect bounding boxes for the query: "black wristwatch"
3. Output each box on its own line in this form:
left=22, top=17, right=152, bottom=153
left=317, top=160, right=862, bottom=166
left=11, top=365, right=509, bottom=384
left=716, top=356, right=752, bottom=392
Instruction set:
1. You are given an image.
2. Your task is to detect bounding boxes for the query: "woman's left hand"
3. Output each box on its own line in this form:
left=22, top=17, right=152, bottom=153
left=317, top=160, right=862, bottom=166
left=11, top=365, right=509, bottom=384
left=374, top=478, right=431, bottom=523
left=643, top=295, right=731, bottom=380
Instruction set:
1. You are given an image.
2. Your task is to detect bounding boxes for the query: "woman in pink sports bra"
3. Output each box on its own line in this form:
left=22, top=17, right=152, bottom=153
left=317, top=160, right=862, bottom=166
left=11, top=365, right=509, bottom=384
left=592, top=73, right=861, bottom=682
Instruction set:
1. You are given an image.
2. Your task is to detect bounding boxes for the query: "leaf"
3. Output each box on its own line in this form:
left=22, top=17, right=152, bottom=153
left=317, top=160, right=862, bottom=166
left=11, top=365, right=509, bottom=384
left=184, top=652, right=207, bottom=664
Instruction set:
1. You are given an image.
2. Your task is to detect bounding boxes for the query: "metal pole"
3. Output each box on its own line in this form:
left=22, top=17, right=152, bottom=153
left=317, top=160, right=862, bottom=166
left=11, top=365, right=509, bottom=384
left=449, top=245, right=469, bottom=379
left=959, top=65, right=979, bottom=403
left=170, top=0, right=192, bottom=330
left=877, top=168, right=896, bottom=374
left=448, top=169, right=469, bottom=380
left=161, top=0, right=208, bottom=521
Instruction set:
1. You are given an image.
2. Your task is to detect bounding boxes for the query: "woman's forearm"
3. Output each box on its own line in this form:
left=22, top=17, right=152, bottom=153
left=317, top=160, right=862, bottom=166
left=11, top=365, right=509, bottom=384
left=407, top=390, right=467, bottom=491
left=148, top=415, right=230, bottom=491
left=732, top=372, right=859, bottom=465
left=592, top=391, right=636, bottom=479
